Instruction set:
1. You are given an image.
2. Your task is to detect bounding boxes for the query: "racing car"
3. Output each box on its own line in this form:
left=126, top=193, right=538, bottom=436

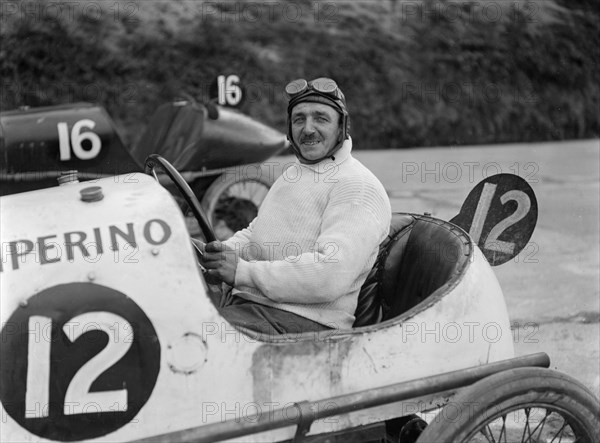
left=1, top=156, right=598, bottom=442
left=0, top=75, right=288, bottom=236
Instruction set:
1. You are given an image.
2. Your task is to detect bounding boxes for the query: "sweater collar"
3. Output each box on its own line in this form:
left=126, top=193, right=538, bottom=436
left=297, top=137, right=353, bottom=173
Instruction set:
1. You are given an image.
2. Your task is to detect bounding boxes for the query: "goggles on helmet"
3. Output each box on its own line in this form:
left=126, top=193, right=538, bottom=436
left=285, top=77, right=344, bottom=101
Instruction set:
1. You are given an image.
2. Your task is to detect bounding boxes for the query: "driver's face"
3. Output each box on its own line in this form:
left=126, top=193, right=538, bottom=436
left=291, top=102, right=341, bottom=161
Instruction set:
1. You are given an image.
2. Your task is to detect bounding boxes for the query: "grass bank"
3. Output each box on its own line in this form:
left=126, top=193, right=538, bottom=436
left=1, top=0, right=598, bottom=149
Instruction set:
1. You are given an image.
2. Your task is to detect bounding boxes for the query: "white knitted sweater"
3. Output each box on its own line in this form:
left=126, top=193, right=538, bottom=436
left=223, top=139, right=391, bottom=328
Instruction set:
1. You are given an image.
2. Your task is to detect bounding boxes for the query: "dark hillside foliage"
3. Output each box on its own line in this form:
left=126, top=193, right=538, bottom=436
left=1, top=0, right=598, bottom=149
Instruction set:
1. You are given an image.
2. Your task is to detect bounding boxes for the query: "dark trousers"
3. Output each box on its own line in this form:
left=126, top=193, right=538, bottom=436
left=216, top=293, right=332, bottom=336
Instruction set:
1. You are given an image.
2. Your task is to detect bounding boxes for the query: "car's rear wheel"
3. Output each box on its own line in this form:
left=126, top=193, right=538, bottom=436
left=416, top=367, right=600, bottom=443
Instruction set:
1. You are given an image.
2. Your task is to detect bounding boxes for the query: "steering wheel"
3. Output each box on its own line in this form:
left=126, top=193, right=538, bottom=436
left=144, top=154, right=216, bottom=243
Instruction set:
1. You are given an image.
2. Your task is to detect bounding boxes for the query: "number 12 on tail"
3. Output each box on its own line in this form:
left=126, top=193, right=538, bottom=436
left=450, top=174, right=538, bottom=266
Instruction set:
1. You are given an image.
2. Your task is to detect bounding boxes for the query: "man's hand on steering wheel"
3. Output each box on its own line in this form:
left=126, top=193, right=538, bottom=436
left=145, top=154, right=225, bottom=286
left=198, top=241, right=239, bottom=286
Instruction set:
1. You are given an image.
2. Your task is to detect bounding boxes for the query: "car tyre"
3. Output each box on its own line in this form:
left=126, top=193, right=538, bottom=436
left=201, top=168, right=274, bottom=237
left=416, top=367, right=600, bottom=443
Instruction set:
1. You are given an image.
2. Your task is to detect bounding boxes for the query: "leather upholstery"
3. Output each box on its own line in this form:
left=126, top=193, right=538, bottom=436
left=353, top=213, right=471, bottom=327
left=353, top=214, right=414, bottom=327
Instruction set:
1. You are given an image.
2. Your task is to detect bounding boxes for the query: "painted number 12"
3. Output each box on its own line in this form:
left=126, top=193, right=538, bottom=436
left=469, top=183, right=531, bottom=254
left=25, top=312, right=132, bottom=417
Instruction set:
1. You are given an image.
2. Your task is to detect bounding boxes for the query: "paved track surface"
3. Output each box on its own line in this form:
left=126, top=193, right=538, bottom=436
left=273, top=138, right=599, bottom=396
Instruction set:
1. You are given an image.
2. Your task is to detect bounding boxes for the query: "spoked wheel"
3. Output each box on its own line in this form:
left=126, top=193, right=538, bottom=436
left=417, top=367, right=600, bottom=443
left=201, top=170, right=273, bottom=240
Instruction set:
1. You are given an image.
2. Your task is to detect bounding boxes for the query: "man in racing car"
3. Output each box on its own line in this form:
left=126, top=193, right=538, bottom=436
left=199, top=77, right=391, bottom=335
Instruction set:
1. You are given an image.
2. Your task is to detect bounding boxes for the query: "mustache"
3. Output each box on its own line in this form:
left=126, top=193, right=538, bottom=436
left=300, top=136, right=320, bottom=143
